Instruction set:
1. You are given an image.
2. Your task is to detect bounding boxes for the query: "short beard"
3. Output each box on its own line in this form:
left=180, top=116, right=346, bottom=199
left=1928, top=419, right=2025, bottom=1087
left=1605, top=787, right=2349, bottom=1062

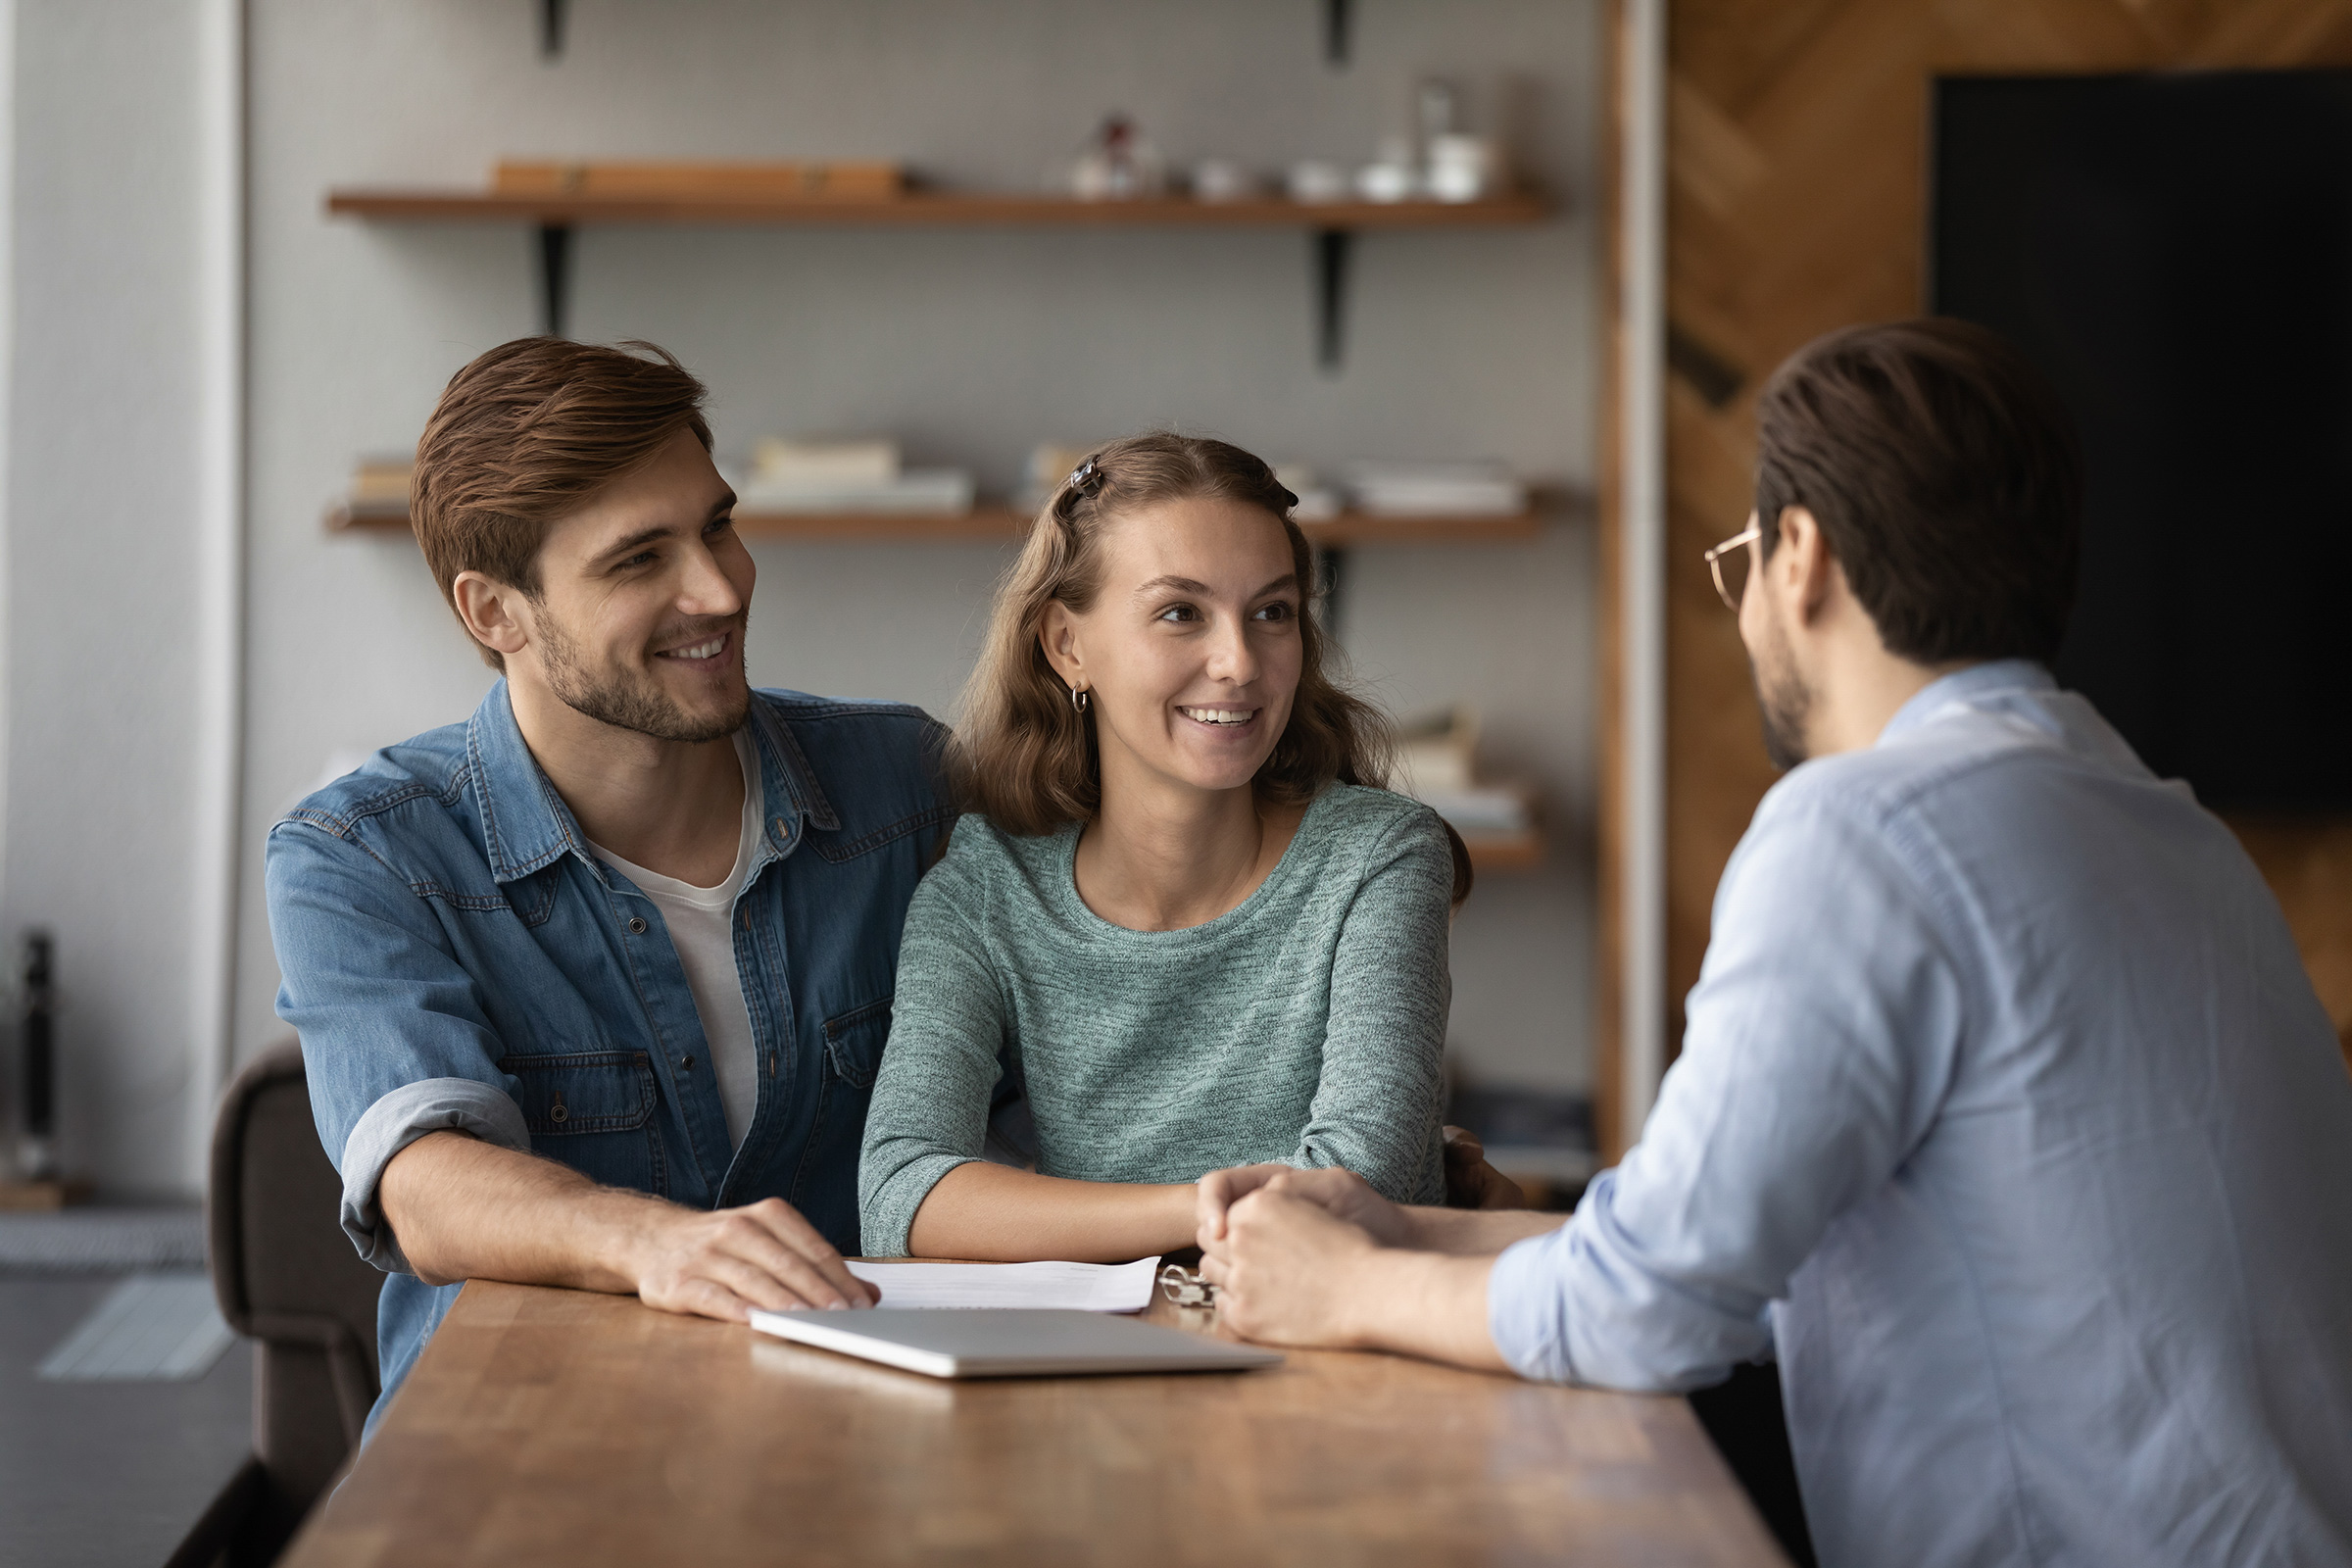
left=1749, top=606, right=1814, bottom=772
left=535, top=606, right=752, bottom=745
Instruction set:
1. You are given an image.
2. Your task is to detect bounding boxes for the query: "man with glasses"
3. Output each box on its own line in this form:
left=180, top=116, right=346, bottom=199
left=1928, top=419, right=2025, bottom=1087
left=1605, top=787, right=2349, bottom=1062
left=1197, top=319, right=2352, bottom=1566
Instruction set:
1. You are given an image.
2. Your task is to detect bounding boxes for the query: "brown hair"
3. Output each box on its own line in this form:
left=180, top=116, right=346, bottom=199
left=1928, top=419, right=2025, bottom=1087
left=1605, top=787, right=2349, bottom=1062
left=1754, top=317, right=2082, bottom=665
left=411, top=336, right=713, bottom=668
left=956, top=431, right=1400, bottom=834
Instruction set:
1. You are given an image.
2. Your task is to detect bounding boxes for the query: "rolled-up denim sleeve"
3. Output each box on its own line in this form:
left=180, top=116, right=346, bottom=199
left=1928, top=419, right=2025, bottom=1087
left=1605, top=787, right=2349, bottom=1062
left=1485, top=793, right=1963, bottom=1392
left=333, top=1078, right=528, bottom=1272
left=267, top=817, right=533, bottom=1275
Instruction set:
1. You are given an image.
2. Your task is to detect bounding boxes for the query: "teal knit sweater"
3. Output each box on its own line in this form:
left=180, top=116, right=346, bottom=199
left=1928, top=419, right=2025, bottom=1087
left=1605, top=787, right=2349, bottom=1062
left=858, top=784, right=1453, bottom=1256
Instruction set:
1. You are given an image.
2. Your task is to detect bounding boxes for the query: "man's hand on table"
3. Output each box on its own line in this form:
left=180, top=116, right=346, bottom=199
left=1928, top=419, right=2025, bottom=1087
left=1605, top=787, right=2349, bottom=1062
left=1195, top=1161, right=1567, bottom=1372
left=379, top=1130, right=876, bottom=1319
left=1197, top=1164, right=1415, bottom=1250
left=620, top=1196, right=877, bottom=1320
left=1196, top=1168, right=1392, bottom=1347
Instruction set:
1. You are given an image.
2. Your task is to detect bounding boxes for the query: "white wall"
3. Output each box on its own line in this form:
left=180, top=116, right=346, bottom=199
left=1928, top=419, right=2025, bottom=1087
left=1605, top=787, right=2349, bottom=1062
left=7, top=0, right=1599, bottom=1193
left=235, top=0, right=1603, bottom=1108
left=3, top=0, right=218, bottom=1196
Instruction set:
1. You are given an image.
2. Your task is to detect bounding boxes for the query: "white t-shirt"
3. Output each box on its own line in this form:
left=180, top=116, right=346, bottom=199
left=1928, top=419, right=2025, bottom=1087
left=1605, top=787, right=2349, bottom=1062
left=587, top=731, right=763, bottom=1152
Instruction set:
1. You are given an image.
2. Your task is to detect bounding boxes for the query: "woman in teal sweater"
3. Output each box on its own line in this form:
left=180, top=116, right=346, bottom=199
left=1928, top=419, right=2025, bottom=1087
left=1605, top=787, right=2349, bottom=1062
left=858, top=432, right=1477, bottom=1261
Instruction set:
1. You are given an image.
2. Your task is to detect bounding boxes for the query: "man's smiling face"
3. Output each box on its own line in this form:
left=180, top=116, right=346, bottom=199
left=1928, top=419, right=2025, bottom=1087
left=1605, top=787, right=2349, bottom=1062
left=508, top=427, right=755, bottom=744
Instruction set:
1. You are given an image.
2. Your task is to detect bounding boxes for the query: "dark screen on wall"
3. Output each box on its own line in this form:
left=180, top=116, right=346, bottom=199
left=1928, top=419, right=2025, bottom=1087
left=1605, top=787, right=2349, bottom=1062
left=1933, top=72, right=2352, bottom=810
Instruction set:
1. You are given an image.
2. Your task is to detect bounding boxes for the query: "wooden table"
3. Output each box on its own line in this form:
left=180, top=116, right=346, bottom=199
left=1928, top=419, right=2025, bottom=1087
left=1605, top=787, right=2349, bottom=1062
left=280, top=1276, right=1787, bottom=1566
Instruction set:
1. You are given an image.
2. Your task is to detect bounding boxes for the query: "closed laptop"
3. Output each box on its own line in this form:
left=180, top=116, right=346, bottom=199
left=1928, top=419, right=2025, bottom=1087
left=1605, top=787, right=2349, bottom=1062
left=750, top=1307, right=1284, bottom=1380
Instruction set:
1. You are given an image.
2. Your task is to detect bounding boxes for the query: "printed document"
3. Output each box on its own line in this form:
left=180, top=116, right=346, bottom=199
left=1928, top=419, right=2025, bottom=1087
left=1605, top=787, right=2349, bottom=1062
left=845, top=1256, right=1159, bottom=1312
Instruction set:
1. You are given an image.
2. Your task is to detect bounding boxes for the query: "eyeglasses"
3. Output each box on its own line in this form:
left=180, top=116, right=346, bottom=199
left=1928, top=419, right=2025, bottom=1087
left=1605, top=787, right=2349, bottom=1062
left=1703, top=522, right=1762, bottom=612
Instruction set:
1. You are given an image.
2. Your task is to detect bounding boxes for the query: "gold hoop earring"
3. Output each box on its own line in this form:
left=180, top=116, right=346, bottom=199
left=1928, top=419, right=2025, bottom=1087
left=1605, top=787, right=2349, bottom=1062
left=1071, top=686, right=1090, bottom=712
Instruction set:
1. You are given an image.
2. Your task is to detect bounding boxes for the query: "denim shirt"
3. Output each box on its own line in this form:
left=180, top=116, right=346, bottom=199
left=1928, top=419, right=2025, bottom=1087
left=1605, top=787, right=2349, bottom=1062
left=266, top=681, right=950, bottom=1433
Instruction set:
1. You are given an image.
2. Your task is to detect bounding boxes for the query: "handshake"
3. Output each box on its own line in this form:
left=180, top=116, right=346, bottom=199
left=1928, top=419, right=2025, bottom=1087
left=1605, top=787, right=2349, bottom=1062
left=1193, top=1126, right=1538, bottom=1361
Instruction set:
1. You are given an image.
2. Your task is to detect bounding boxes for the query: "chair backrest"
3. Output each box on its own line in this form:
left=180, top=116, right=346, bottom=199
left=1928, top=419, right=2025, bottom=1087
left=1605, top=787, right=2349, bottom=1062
left=207, top=1040, right=384, bottom=1530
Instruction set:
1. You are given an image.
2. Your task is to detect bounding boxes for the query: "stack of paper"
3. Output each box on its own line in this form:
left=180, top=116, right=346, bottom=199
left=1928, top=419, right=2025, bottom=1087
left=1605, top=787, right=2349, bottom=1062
left=1395, top=708, right=1532, bottom=836
left=1345, top=460, right=1527, bottom=518
left=1272, top=463, right=1342, bottom=521
left=843, top=1256, right=1159, bottom=1312
left=1416, top=786, right=1532, bottom=835
left=735, top=437, right=974, bottom=515
left=1395, top=707, right=1480, bottom=797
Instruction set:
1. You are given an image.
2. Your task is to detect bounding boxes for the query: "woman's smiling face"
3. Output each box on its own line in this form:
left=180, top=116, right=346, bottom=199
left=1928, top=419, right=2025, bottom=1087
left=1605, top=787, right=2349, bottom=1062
left=1042, top=496, right=1303, bottom=800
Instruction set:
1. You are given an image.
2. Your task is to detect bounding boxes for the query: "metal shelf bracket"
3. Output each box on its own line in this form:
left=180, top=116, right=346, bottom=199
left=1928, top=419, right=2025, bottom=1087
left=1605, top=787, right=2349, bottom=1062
left=1314, top=543, right=1351, bottom=642
left=1315, top=227, right=1353, bottom=371
left=538, top=223, right=572, bottom=337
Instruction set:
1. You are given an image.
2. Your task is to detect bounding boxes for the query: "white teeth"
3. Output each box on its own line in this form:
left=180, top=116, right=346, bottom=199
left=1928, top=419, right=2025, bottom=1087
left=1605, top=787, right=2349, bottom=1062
left=1181, top=707, right=1253, bottom=725
left=665, top=638, right=724, bottom=660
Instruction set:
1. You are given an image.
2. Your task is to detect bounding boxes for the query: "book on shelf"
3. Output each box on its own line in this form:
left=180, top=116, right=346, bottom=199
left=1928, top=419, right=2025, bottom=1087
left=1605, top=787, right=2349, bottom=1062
left=494, top=160, right=905, bottom=202
left=1392, top=708, right=1536, bottom=837
left=731, top=437, right=973, bottom=515
left=735, top=471, right=976, bottom=515
left=339, top=459, right=414, bottom=521
left=751, top=437, right=900, bottom=486
left=1416, top=786, right=1533, bottom=836
left=1344, top=460, right=1527, bottom=518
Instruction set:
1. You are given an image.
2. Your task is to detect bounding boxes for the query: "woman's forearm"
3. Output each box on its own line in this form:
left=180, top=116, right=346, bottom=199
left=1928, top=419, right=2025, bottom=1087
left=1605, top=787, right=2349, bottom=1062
left=906, top=1161, right=1198, bottom=1262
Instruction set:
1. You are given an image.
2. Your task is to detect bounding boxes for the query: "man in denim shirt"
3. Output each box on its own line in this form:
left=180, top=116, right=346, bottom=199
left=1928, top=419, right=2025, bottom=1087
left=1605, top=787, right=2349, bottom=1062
left=268, top=339, right=949, bottom=1432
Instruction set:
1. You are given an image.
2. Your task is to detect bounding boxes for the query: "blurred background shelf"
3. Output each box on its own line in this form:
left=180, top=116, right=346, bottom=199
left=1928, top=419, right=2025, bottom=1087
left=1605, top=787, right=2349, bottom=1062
left=325, top=187, right=1553, bottom=357
left=324, top=189, right=1552, bottom=227
left=1458, top=829, right=1545, bottom=872
left=325, top=503, right=1547, bottom=546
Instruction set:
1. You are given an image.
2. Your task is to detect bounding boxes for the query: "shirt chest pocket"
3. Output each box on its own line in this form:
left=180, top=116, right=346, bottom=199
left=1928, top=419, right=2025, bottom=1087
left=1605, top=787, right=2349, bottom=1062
left=821, top=999, right=891, bottom=1089
left=499, top=1049, right=664, bottom=1195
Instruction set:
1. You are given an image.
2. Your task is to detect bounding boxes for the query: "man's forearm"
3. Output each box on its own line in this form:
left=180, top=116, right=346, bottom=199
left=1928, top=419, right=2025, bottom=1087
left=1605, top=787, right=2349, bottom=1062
left=1341, top=1248, right=1514, bottom=1372
left=1402, top=1203, right=1568, bottom=1256
left=378, top=1130, right=663, bottom=1291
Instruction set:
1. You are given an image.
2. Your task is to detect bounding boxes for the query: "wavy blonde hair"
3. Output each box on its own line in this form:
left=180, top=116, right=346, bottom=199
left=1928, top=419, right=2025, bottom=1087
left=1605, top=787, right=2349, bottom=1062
left=954, top=432, right=1396, bottom=838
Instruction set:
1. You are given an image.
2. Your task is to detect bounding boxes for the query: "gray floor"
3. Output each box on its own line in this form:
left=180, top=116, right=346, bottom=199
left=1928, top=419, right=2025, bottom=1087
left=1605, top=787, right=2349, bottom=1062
left=0, top=1207, right=208, bottom=1273
left=0, top=1274, right=253, bottom=1568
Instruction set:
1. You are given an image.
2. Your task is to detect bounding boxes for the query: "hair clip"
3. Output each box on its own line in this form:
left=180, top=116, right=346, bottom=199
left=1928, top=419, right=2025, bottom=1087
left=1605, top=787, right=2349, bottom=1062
left=1067, top=455, right=1104, bottom=494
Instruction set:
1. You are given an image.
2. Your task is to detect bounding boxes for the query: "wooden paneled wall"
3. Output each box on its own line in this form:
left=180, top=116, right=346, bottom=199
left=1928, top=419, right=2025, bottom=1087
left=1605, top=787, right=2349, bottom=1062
left=1637, top=0, right=2352, bottom=1088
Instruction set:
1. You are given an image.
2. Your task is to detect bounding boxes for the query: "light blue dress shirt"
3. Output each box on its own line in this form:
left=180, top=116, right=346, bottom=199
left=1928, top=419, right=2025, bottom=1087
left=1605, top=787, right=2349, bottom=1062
left=1489, top=662, right=2352, bottom=1567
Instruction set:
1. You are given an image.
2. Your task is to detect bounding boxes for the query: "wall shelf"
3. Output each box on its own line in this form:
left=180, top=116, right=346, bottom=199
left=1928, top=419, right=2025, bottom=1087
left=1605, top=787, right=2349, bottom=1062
left=324, top=187, right=1553, bottom=363
left=324, top=189, right=1549, bottom=228
left=1460, top=829, right=1545, bottom=872
left=326, top=502, right=1544, bottom=547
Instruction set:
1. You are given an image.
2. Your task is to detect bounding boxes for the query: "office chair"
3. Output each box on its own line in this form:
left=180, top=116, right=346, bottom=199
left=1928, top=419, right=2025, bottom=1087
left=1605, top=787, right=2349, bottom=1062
left=177, top=1040, right=383, bottom=1566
